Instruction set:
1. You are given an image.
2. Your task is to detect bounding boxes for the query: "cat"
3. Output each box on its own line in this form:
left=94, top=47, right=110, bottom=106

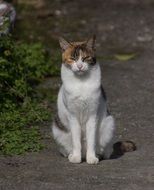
left=52, top=35, right=136, bottom=164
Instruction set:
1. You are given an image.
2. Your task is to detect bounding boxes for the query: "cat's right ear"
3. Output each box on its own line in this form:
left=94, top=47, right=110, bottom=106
left=59, top=37, right=70, bottom=51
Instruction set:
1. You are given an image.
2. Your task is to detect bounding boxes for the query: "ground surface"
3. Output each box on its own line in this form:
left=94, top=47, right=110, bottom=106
left=0, top=1, right=154, bottom=190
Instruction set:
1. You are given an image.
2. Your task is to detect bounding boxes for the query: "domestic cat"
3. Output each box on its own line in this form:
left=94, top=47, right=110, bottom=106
left=52, top=36, right=135, bottom=164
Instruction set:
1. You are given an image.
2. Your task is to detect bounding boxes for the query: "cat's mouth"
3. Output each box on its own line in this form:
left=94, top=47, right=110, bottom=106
left=75, top=70, right=86, bottom=75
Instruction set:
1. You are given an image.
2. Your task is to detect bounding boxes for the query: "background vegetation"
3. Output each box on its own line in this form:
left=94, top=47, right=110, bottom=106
left=0, top=35, right=60, bottom=155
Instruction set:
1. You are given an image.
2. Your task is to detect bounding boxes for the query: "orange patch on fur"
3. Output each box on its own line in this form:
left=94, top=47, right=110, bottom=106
left=62, top=46, right=75, bottom=65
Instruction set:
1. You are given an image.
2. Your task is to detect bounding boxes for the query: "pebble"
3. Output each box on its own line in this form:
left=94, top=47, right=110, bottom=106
left=55, top=10, right=62, bottom=16
left=137, top=34, right=153, bottom=42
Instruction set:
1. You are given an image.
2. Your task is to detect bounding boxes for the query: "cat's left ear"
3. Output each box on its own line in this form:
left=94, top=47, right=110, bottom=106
left=86, top=35, right=96, bottom=50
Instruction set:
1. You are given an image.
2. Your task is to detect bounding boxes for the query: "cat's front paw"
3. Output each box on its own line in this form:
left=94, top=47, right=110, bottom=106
left=87, top=155, right=99, bottom=164
left=68, top=153, right=81, bottom=164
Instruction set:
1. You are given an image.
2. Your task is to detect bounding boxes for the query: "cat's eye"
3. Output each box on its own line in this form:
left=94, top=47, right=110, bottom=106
left=82, top=56, right=91, bottom=62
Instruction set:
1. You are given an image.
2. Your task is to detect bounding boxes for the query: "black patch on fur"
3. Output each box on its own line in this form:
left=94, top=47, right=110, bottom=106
left=71, top=45, right=86, bottom=60
left=110, top=141, right=136, bottom=159
left=101, top=85, right=107, bottom=101
left=107, top=109, right=111, bottom=116
left=101, top=85, right=111, bottom=115
left=54, top=114, right=68, bottom=132
left=91, top=57, right=96, bottom=65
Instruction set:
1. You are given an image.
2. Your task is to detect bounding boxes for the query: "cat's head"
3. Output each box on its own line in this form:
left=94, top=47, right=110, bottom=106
left=59, top=36, right=96, bottom=75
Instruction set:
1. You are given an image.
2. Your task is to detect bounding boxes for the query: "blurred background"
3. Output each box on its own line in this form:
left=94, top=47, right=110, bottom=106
left=1, top=0, right=152, bottom=53
left=9, top=0, right=154, bottom=52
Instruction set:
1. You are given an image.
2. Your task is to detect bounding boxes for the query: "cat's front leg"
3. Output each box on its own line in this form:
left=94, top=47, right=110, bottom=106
left=86, top=116, right=99, bottom=164
left=68, top=116, right=81, bottom=163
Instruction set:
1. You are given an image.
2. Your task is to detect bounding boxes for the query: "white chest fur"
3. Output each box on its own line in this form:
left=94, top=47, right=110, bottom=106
left=61, top=64, right=101, bottom=118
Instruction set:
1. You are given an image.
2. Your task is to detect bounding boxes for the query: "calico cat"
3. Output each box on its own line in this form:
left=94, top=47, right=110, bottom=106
left=52, top=36, right=135, bottom=164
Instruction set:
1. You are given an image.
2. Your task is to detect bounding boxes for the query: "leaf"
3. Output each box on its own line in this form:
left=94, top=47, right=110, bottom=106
left=114, top=53, right=136, bottom=61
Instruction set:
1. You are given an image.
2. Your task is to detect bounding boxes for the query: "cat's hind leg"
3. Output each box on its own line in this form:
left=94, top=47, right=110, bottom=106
left=52, top=122, right=72, bottom=157
left=97, top=115, right=115, bottom=159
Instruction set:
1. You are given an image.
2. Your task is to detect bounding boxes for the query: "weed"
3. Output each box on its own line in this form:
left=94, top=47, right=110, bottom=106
left=0, top=35, right=59, bottom=155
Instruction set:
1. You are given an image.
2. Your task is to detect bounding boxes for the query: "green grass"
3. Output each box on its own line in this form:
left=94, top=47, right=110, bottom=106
left=0, top=102, right=50, bottom=155
left=0, top=35, right=60, bottom=155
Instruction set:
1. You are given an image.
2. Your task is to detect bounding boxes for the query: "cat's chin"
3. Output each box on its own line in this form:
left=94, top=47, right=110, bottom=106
left=74, top=70, right=87, bottom=76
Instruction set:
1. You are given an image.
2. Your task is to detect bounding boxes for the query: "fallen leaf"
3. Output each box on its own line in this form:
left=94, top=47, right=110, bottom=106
left=114, top=53, right=136, bottom=61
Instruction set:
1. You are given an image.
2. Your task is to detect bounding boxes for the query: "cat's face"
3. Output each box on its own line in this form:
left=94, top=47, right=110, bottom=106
left=59, top=36, right=96, bottom=75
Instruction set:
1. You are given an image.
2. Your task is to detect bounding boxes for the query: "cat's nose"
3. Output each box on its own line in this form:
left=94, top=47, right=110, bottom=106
left=77, top=64, right=83, bottom=70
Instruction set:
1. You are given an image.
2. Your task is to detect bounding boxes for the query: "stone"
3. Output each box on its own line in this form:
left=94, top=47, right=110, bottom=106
left=0, top=1, right=16, bottom=36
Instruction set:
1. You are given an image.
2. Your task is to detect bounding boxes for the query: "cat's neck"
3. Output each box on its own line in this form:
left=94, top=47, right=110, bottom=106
left=61, top=63, right=101, bottom=88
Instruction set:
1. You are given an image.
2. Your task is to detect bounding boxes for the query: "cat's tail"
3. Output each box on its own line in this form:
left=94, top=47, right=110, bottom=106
left=111, top=141, right=136, bottom=158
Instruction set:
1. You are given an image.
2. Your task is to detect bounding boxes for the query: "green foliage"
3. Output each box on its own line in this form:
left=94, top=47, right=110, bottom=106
left=1, top=36, right=48, bottom=102
left=0, top=101, right=50, bottom=155
left=0, top=35, right=59, bottom=155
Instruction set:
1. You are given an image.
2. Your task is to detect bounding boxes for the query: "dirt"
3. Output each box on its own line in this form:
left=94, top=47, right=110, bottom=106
left=0, top=0, right=154, bottom=190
